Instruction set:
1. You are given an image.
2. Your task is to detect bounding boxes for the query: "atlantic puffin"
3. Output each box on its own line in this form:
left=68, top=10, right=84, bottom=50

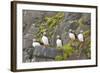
left=68, top=29, right=77, bottom=40
left=56, top=35, right=63, bottom=47
left=32, top=39, right=41, bottom=47
left=41, top=32, right=49, bottom=46
left=77, top=30, right=84, bottom=42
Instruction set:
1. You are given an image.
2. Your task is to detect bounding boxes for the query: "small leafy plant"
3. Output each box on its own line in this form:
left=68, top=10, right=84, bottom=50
left=55, top=43, right=74, bottom=61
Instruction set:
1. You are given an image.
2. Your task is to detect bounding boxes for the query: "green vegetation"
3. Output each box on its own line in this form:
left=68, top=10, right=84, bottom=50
left=62, top=44, right=74, bottom=58
left=55, top=44, right=74, bottom=61
left=35, top=12, right=64, bottom=42
left=55, top=55, right=64, bottom=61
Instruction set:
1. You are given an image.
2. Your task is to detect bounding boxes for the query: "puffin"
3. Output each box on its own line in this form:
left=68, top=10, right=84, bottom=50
left=41, top=32, right=49, bottom=46
left=68, top=29, right=77, bottom=40
left=56, top=35, right=63, bottom=47
left=32, top=39, right=41, bottom=47
left=77, top=30, right=84, bottom=42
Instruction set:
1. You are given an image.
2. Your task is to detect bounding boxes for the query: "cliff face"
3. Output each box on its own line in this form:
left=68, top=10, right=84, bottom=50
left=22, top=10, right=91, bottom=62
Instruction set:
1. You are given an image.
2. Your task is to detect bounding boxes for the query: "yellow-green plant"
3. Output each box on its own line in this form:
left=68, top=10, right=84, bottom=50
left=55, top=55, right=64, bottom=61
left=55, top=43, right=74, bottom=61
left=35, top=12, right=64, bottom=44
left=62, top=44, right=74, bottom=58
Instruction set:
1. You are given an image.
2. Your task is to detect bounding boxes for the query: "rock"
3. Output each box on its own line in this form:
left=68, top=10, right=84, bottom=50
left=33, top=46, right=63, bottom=59
left=23, top=46, right=64, bottom=62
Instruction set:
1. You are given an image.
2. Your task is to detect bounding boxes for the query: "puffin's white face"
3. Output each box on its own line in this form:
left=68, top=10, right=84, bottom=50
left=43, top=32, right=46, bottom=35
left=57, top=35, right=60, bottom=39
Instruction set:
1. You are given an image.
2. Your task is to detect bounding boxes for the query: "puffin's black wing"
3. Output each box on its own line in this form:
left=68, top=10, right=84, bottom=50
left=36, top=41, right=44, bottom=45
left=73, top=32, right=77, bottom=39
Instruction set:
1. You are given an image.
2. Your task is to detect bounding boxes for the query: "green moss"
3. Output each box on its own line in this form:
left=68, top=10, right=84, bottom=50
left=62, top=44, right=74, bottom=57
left=83, top=30, right=90, bottom=38
left=55, top=55, right=64, bottom=61
left=55, top=43, right=75, bottom=61
left=63, top=53, right=68, bottom=60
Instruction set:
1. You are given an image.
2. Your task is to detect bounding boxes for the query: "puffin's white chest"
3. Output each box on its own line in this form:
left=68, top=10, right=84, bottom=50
left=69, top=33, right=75, bottom=40
left=78, top=33, right=84, bottom=42
left=32, top=42, right=40, bottom=47
left=56, top=39, right=62, bottom=47
left=42, top=36, right=49, bottom=45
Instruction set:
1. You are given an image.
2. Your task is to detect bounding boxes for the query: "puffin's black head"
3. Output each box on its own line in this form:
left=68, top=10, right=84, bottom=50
left=57, top=35, right=60, bottom=39
left=69, top=29, right=77, bottom=39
